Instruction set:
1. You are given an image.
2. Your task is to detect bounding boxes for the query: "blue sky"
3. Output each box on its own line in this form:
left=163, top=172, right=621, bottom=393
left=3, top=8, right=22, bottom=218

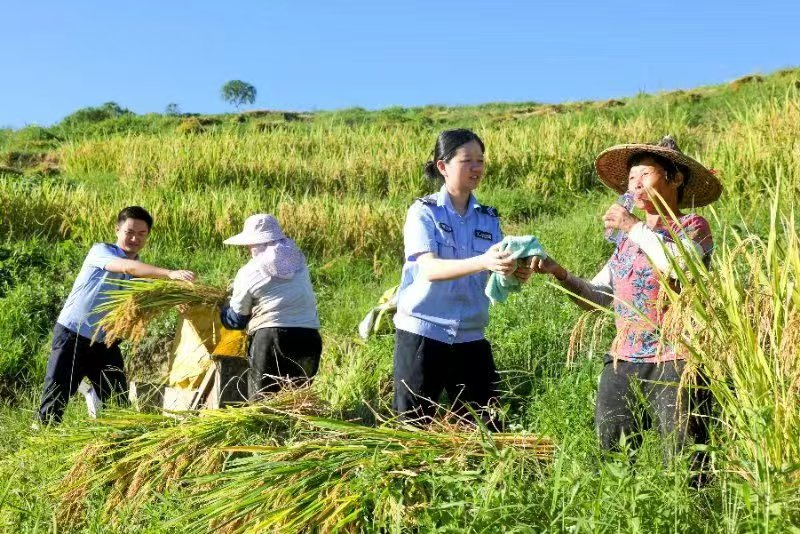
left=2, top=1, right=798, bottom=128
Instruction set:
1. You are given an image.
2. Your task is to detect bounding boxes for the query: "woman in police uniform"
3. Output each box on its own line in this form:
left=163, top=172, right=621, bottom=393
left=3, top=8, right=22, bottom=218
left=393, top=129, right=530, bottom=425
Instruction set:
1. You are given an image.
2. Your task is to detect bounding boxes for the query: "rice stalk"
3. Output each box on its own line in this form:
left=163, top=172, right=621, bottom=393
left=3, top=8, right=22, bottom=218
left=54, top=442, right=106, bottom=526
left=51, top=385, right=553, bottom=531
left=566, top=309, right=611, bottom=365
left=177, top=416, right=554, bottom=533
left=52, top=388, right=329, bottom=526
left=649, top=197, right=800, bottom=528
left=94, top=279, right=228, bottom=346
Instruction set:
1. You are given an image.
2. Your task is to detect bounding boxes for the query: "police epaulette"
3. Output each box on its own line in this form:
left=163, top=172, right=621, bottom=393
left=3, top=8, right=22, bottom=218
left=416, top=197, right=437, bottom=206
left=475, top=205, right=500, bottom=217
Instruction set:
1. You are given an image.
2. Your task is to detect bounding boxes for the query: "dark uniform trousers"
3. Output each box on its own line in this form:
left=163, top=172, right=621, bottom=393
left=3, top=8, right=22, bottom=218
left=393, top=328, right=500, bottom=425
left=38, top=323, right=128, bottom=424
left=247, top=327, right=322, bottom=401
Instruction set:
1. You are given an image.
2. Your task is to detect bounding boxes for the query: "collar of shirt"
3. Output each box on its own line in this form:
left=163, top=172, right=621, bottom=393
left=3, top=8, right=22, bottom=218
left=111, top=243, right=139, bottom=261
left=437, top=184, right=478, bottom=219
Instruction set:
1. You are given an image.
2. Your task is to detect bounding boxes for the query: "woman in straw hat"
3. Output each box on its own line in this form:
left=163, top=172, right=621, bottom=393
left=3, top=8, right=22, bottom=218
left=220, top=214, right=322, bottom=400
left=531, top=136, right=720, bottom=469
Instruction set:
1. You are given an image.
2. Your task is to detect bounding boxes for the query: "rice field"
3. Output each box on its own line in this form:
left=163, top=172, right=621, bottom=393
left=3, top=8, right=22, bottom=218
left=0, top=67, right=799, bottom=532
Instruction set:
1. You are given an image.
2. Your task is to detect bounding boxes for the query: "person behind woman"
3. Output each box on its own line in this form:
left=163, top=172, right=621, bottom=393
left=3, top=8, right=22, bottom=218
left=219, top=214, right=322, bottom=400
left=530, top=136, right=721, bottom=465
left=393, top=128, right=531, bottom=425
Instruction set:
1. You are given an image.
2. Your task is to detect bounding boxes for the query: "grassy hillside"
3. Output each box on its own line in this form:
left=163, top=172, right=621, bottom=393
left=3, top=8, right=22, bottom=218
left=0, top=68, right=799, bottom=531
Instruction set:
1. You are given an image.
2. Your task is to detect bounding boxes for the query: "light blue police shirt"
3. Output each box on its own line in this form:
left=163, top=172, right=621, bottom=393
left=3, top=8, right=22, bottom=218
left=57, top=243, right=134, bottom=342
left=393, top=184, right=503, bottom=344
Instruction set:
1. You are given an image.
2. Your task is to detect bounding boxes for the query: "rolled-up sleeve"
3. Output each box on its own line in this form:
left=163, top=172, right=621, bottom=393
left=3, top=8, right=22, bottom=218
left=404, top=203, right=437, bottom=261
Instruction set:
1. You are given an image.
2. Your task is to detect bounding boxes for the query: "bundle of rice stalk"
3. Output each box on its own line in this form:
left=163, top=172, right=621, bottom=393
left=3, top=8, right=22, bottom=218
left=53, top=387, right=330, bottom=527
left=94, top=278, right=228, bottom=346
left=178, top=416, right=555, bottom=533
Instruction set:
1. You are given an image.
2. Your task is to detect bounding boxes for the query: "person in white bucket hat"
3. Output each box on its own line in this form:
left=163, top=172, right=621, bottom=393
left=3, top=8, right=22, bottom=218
left=220, top=214, right=322, bottom=400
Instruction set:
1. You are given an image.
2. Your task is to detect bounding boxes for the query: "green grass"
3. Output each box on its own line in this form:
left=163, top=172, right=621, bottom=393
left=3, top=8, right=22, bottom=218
left=0, top=67, right=799, bottom=531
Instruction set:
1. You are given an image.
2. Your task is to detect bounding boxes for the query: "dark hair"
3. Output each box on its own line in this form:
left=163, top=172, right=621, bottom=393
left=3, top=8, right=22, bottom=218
left=627, top=136, right=689, bottom=202
left=117, top=206, right=153, bottom=230
left=423, top=129, right=485, bottom=180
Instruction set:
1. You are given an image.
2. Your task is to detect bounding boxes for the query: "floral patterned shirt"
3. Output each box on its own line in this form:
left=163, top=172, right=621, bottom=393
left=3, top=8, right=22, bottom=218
left=609, top=214, right=713, bottom=362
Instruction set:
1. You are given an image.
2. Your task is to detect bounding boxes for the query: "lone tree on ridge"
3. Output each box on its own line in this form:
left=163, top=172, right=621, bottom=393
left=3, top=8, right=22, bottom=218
left=220, top=80, right=257, bottom=110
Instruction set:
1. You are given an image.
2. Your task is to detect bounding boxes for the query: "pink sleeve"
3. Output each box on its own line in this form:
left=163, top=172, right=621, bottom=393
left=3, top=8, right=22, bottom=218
left=680, top=215, right=713, bottom=256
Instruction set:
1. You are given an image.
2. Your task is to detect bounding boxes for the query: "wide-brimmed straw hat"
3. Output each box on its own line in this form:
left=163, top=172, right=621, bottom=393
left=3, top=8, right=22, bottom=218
left=594, top=136, right=722, bottom=208
left=223, top=214, right=285, bottom=246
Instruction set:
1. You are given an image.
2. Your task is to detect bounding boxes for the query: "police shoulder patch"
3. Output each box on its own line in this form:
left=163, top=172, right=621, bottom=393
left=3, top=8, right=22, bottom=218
left=416, top=197, right=437, bottom=206
left=476, top=205, right=500, bottom=217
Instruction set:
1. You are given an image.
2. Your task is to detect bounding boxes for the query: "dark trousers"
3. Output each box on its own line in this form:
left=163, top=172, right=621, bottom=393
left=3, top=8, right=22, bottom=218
left=595, top=355, right=710, bottom=464
left=392, top=329, right=500, bottom=425
left=247, top=327, right=322, bottom=401
left=38, top=323, right=128, bottom=424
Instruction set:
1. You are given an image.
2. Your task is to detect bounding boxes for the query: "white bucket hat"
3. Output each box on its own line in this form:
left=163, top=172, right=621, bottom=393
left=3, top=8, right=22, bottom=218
left=223, top=214, right=286, bottom=246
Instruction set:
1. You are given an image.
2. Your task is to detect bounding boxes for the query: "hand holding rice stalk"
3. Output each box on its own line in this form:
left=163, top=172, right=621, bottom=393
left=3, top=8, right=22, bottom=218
left=95, top=279, right=228, bottom=346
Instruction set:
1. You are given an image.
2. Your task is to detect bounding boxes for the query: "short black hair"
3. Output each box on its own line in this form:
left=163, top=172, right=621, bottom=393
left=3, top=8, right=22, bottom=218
left=117, top=206, right=153, bottom=230
left=424, top=129, right=485, bottom=181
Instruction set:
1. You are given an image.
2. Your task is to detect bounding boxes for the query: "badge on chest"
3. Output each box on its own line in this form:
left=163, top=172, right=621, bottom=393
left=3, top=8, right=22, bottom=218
left=474, top=230, right=493, bottom=241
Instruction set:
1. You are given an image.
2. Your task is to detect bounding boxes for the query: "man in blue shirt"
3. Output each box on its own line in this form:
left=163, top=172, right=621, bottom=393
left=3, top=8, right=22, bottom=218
left=37, top=206, right=196, bottom=424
